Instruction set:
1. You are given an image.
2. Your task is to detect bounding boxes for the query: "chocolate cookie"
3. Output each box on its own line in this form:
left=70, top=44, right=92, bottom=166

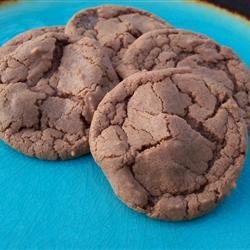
left=65, top=5, right=172, bottom=64
left=0, top=26, right=64, bottom=57
left=117, top=29, right=250, bottom=130
left=89, top=68, right=247, bottom=220
left=0, top=32, right=119, bottom=160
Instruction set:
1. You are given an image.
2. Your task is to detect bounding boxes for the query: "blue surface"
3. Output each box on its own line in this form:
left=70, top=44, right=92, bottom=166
left=0, top=1, right=250, bottom=249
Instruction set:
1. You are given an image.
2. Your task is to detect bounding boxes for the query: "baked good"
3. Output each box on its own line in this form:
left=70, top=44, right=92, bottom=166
left=65, top=5, right=172, bottom=65
left=89, top=68, right=247, bottom=220
left=0, top=31, right=119, bottom=160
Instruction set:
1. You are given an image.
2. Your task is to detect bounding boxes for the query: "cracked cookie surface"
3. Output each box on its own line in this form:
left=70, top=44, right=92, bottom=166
left=65, top=5, right=171, bottom=65
left=0, top=31, right=119, bottom=160
left=117, top=29, right=250, bottom=130
left=0, top=26, right=64, bottom=58
left=89, top=68, right=247, bottom=220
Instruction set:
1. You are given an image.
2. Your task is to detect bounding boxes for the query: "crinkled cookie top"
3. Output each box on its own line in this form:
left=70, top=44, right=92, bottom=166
left=0, top=31, right=119, bottom=160
left=117, top=29, right=250, bottom=130
left=90, top=68, right=247, bottom=220
left=65, top=5, right=171, bottom=64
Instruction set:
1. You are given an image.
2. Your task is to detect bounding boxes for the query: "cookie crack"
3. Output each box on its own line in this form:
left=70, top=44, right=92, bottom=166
left=123, top=123, right=154, bottom=141
left=169, top=75, right=225, bottom=144
left=43, top=39, right=68, bottom=80
left=125, top=159, right=162, bottom=210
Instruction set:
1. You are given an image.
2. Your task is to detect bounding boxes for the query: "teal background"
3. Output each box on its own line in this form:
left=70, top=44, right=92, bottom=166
left=0, top=1, right=250, bottom=249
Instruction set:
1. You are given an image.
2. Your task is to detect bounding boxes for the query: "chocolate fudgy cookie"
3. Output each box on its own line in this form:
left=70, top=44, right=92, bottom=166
left=65, top=5, right=172, bottom=65
left=89, top=68, right=247, bottom=220
left=117, top=29, right=250, bottom=129
left=0, top=31, right=119, bottom=160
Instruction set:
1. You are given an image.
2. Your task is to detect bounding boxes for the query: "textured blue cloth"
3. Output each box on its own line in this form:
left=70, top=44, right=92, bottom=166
left=0, top=1, right=250, bottom=249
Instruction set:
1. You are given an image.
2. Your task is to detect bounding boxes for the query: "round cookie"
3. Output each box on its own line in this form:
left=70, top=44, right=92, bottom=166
left=89, top=68, right=247, bottom=220
left=0, top=26, right=64, bottom=58
left=0, top=31, right=119, bottom=160
left=65, top=5, right=172, bottom=64
left=117, top=29, right=250, bottom=130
